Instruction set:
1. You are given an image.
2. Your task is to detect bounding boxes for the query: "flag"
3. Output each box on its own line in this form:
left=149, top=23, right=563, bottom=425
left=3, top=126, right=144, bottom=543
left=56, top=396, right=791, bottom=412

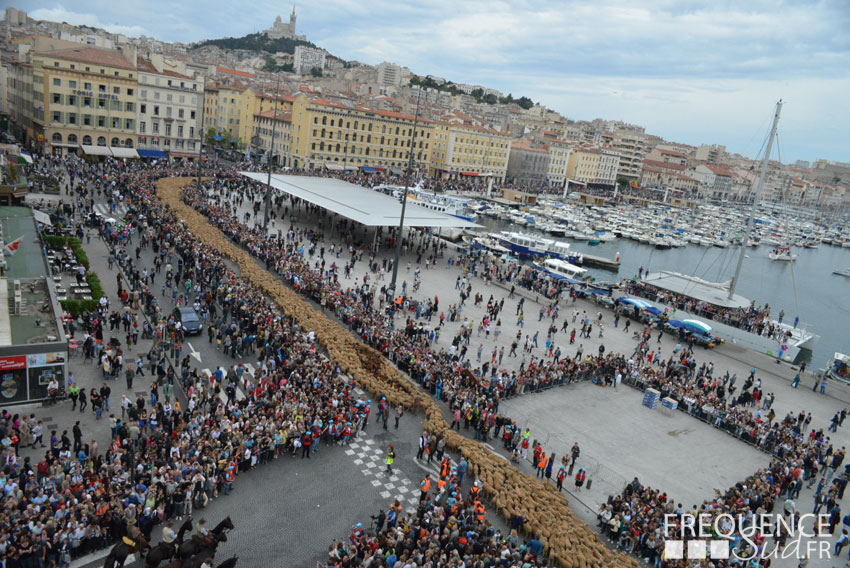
left=4, top=236, right=22, bottom=256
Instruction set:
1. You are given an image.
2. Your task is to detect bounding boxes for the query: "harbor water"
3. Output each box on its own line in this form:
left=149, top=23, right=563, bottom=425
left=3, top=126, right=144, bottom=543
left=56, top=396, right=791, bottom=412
left=480, top=218, right=850, bottom=367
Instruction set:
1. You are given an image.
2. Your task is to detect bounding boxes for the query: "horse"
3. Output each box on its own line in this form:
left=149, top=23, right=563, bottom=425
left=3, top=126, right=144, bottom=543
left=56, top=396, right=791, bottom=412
left=177, top=516, right=234, bottom=559
left=103, top=533, right=150, bottom=568
left=146, top=519, right=193, bottom=568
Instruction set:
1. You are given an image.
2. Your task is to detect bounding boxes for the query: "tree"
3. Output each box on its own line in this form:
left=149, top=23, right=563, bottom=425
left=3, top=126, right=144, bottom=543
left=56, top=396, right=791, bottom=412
left=205, top=127, right=219, bottom=146
left=516, top=96, right=534, bottom=110
left=470, top=88, right=484, bottom=100
left=483, top=93, right=498, bottom=105
left=310, top=67, right=323, bottom=77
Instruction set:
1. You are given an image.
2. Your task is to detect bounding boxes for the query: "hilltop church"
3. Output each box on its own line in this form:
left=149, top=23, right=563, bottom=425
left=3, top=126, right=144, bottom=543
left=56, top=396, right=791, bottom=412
left=264, top=7, right=306, bottom=41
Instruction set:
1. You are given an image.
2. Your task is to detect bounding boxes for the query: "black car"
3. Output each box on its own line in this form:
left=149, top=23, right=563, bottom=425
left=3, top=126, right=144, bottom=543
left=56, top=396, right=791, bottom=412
left=173, top=306, right=203, bottom=335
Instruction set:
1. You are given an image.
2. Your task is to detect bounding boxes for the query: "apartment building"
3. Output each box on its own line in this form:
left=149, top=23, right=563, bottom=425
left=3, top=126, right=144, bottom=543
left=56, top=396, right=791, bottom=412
left=136, top=57, right=203, bottom=159
left=431, top=121, right=511, bottom=182
left=252, top=110, right=292, bottom=164
left=506, top=140, right=550, bottom=186
left=288, top=93, right=433, bottom=172
left=29, top=46, right=138, bottom=155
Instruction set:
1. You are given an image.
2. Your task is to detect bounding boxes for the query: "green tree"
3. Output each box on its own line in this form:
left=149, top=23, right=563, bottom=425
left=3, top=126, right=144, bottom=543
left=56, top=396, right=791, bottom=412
left=516, top=96, right=534, bottom=110
left=310, top=67, right=323, bottom=77
left=483, top=93, right=498, bottom=105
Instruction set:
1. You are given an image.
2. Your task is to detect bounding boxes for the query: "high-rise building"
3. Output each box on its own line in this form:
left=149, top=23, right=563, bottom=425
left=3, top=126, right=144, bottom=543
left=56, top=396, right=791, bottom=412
left=293, top=46, right=326, bottom=75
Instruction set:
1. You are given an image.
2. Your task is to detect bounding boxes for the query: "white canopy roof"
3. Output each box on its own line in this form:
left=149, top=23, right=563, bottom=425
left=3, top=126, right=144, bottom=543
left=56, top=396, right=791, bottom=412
left=109, top=147, right=139, bottom=158
left=32, top=209, right=52, bottom=226
left=239, top=173, right=481, bottom=229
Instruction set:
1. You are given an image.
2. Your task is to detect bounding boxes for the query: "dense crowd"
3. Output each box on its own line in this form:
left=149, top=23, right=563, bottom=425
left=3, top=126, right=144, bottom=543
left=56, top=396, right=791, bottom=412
left=0, top=154, right=839, bottom=568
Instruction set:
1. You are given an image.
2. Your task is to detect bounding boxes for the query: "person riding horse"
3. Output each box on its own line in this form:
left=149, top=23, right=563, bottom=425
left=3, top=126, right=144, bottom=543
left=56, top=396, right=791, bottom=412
left=145, top=519, right=192, bottom=568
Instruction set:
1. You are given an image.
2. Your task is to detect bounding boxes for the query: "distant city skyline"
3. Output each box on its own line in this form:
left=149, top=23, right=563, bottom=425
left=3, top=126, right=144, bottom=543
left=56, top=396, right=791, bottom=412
left=15, top=0, right=850, bottom=164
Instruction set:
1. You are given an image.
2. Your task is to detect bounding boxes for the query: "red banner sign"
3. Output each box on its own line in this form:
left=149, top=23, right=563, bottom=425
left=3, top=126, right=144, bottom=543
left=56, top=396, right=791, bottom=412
left=0, top=356, right=26, bottom=371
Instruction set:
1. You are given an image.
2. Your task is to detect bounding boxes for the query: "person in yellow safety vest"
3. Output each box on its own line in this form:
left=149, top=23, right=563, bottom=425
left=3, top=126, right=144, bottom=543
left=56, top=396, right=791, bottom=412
left=474, top=500, right=485, bottom=523
left=420, top=474, right=431, bottom=502
left=386, top=444, right=395, bottom=474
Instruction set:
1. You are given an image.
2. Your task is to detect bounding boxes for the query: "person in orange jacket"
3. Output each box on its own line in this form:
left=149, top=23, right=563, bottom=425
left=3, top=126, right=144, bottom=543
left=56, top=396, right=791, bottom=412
left=537, top=452, right=548, bottom=479
left=420, top=474, right=431, bottom=502
left=556, top=465, right=566, bottom=491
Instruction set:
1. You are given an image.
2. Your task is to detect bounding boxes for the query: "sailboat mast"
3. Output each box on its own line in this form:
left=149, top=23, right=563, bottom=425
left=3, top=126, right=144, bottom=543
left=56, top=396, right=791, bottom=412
left=727, top=99, right=783, bottom=300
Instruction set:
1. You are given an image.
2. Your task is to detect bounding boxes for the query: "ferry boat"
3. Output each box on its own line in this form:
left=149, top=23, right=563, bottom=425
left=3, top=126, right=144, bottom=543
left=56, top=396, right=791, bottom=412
left=373, top=185, right=478, bottom=222
left=532, top=258, right=587, bottom=281
left=490, top=231, right=583, bottom=264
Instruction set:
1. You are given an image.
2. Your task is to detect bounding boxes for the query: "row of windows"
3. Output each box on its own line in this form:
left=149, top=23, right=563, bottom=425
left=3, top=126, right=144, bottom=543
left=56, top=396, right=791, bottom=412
left=50, top=112, right=134, bottom=130
left=308, top=144, right=426, bottom=161
left=139, top=76, right=198, bottom=90
left=51, top=93, right=133, bottom=112
left=139, top=122, right=194, bottom=137
left=310, top=130, right=428, bottom=149
left=139, top=104, right=195, bottom=120
left=139, top=138, right=196, bottom=149
left=51, top=78, right=133, bottom=96
left=49, top=62, right=133, bottom=79
left=51, top=132, right=133, bottom=147
left=139, top=90, right=198, bottom=104
left=310, top=115, right=433, bottom=139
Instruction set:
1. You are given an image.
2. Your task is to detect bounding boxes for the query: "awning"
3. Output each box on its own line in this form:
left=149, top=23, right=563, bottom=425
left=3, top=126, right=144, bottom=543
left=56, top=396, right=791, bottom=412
left=49, top=142, right=80, bottom=148
left=18, top=152, right=33, bottom=164
left=170, top=152, right=199, bottom=158
left=109, top=147, right=139, bottom=159
left=81, top=145, right=112, bottom=156
left=32, top=209, right=52, bottom=226
left=361, top=167, right=376, bottom=173
left=461, top=171, right=479, bottom=177
left=388, top=167, right=404, bottom=176
left=137, top=149, right=167, bottom=159
left=325, top=163, right=345, bottom=171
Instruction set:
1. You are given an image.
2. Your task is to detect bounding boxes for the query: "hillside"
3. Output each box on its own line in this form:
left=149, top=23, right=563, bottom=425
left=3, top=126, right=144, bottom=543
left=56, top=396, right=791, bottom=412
left=191, top=32, right=317, bottom=55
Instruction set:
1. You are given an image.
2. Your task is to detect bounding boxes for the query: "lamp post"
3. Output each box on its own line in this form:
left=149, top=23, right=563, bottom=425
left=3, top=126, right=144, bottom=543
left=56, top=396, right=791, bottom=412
left=195, top=91, right=206, bottom=194
left=263, top=77, right=281, bottom=231
left=388, top=89, right=423, bottom=297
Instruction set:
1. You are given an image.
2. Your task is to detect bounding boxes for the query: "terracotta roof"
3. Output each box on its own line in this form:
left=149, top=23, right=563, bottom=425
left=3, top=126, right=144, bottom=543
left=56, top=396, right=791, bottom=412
left=643, top=159, right=689, bottom=171
left=42, top=47, right=135, bottom=70
left=216, top=67, right=255, bottom=78
left=658, top=148, right=688, bottom=158
left=703, top=164, right=734, bottom=177
left=511, top=140, right=546, bottom=153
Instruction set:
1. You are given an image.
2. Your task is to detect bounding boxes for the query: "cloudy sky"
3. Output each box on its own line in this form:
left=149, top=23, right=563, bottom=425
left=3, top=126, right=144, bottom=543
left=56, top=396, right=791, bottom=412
left=19, top=0, right=850, bottom=163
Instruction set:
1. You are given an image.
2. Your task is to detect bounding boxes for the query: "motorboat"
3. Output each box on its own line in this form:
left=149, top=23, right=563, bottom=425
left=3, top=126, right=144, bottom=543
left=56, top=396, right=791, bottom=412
left=833, top=268, right=850, bottom=278
left=768, top=246, right=797, bottom=261
left=532, top=258, right=587, bottom=282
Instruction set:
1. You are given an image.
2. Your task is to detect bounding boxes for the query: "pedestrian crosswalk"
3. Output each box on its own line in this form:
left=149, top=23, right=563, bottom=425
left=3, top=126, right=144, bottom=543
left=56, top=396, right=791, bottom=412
left=92, top=203, right=128, bottom=218
left=200, top=362, right=259, bottom=404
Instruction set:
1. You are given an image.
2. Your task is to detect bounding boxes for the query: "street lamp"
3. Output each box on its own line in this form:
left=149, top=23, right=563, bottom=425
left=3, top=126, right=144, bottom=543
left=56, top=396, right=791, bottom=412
left=388, top=89, right=423, bottom=297
left=263, top=77, right=282, bottom=231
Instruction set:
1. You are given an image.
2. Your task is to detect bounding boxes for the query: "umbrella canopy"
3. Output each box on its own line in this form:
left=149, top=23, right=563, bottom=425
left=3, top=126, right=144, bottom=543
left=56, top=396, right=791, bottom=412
left=681, top=319, right=712, bottom=334
left=616, top=297, right=653, bottom=310
left=644, top=306, right=663, bottom=316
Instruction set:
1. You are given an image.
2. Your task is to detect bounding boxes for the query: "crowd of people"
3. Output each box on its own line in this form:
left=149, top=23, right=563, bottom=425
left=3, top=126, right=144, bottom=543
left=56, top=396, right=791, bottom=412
left=1, top=154, right=841, bottom=568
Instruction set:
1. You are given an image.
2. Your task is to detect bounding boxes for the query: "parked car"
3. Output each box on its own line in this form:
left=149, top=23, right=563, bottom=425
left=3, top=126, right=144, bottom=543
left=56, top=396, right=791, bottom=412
left=173, top=306, right=203, bottom=335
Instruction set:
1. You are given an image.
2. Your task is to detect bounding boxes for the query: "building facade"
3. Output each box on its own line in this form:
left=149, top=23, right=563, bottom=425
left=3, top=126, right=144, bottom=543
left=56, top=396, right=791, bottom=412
left=136, top=58, right=203, bottom=159
left=31, top=47, right=138, bottom=155
left=288, top=93, right=433, bottom=172
left=545, top=139, right=572, bottom=187
left=430, top=122, right=511, bottom=182
left=506, top=140, right=550, bottom=187
left=293, top=46, right=326, bottom=76
left=252, top=110, right=292, bottom=164
left=612, top=130, right=647, bottom=181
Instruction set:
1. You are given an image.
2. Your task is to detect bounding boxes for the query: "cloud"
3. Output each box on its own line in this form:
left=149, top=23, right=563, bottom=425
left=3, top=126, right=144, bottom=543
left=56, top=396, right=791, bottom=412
left=28, top=4, right=150, bottom=38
